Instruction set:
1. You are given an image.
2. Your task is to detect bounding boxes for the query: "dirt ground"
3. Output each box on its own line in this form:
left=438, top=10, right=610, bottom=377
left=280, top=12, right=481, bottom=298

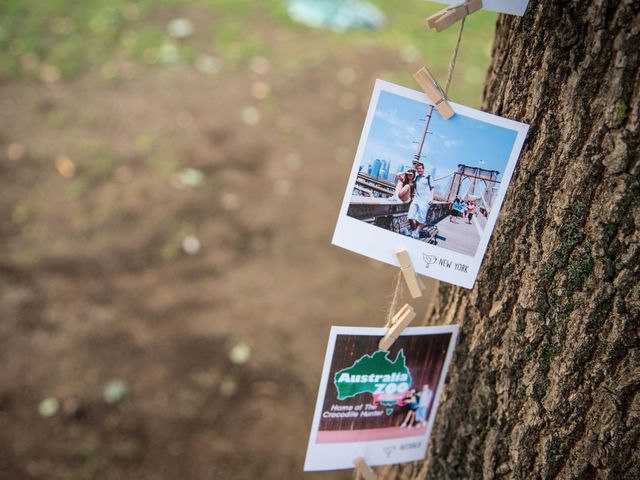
left=0, top=7, right=446, bottom=480
left=0, top=0, right=497, bottom=476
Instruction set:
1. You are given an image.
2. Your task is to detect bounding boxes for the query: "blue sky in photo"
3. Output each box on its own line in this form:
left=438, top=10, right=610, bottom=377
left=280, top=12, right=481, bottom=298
left=361, top=91, right=518, bottom=188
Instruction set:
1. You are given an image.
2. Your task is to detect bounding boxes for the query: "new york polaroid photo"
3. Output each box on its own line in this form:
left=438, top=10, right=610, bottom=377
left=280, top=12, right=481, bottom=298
left=304, top=325, right=459, bottom=471
left=332, top=80, right=529, bottom=289
left=429, top=0, right=530, bottom=16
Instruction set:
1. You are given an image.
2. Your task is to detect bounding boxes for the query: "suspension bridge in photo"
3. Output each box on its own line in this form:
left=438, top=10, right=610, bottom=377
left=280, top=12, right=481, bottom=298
left=347, top=163, right=500, bottom=256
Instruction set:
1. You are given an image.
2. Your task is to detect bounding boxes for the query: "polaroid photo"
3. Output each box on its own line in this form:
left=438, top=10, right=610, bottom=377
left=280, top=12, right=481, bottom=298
left=428, top=0, right=530, bottom=16
left=304, top=325, right=459, bottom=471
left=332, top=80, right=529, bottom=289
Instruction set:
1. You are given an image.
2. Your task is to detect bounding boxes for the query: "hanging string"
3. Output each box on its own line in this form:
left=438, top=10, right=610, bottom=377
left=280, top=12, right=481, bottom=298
left=384, top=272, right=405, bottom=327
left=443, top=17, right=466, bottom=96
left=352, top=18, right=467, bottom=480
left=381, top=18, right=466, bottom=326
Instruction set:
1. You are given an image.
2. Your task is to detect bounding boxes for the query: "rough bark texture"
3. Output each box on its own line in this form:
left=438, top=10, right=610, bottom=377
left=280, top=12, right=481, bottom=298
left=388, top=0, right=640, bottom=478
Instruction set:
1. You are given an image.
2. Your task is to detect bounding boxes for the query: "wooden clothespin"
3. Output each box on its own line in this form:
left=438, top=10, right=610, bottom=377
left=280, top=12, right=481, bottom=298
left=426, top=0, right=483, bottom=32
left=379, top=304, right=416, bottom=351
left=413, top=66, right=455, bottom=120
left=353, top=457, right=378, bottom=480
left=395, top=249, right=425, bottom=298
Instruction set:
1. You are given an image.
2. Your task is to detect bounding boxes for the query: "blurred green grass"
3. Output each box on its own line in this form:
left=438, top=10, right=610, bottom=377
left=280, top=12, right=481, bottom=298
left=0, top=0, right=497, bottom=106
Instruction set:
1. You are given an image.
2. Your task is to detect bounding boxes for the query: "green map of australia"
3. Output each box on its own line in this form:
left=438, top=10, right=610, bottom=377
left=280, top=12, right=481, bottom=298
left=334, top=350, right=412, bottom=406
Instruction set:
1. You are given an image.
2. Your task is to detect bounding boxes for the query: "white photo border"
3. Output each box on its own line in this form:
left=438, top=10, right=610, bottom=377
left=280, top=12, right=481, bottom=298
left=304, top=325, right=459, bottom=471
left=428, top=0, right=529, bottom=16
left=332, top=79, right=529, bottom=289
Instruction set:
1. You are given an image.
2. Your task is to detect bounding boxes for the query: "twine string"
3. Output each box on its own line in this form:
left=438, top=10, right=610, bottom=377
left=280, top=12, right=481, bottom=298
left=385, top=272, right=405, bottom=327
left=351, top=18, right=466, bottom=479
left=382, top=17, right=466, bottom=326
left=443, top=16, right=466, bottom=96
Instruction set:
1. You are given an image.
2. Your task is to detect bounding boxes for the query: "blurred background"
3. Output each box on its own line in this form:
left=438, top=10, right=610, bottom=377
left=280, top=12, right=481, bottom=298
left=0, top=1, right=496, bottom=478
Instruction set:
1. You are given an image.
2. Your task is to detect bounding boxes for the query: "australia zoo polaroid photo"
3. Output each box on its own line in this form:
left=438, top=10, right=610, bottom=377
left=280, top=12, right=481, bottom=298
left=304, top=325, right=458, bottom=471
left=332, top=80, right=529, bottom=289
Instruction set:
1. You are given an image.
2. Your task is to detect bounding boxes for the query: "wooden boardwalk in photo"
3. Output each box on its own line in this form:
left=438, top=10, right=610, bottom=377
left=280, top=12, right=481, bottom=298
left=428, top=214, right=485, bottom=257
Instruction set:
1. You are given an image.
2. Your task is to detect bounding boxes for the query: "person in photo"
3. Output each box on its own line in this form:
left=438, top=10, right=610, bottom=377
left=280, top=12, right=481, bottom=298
left=415, top=384, right=433, bottom=428
left=400, top=388, right=419, bottom=428
left=406, top=162, right=434, bottom=239
left=391, top=168, right=416, bottom=203
left=467, top=200, right=476, bottom=224
left=450, top=196, right=463, bottom=224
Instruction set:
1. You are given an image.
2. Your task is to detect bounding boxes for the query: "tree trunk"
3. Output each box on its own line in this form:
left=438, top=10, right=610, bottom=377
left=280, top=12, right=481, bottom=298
left=389, top=0, right=639, bottom=478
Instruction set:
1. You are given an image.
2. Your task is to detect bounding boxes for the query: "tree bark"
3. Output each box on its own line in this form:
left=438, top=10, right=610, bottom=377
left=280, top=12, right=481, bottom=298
left=389, top=0, right=639, bottom=478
